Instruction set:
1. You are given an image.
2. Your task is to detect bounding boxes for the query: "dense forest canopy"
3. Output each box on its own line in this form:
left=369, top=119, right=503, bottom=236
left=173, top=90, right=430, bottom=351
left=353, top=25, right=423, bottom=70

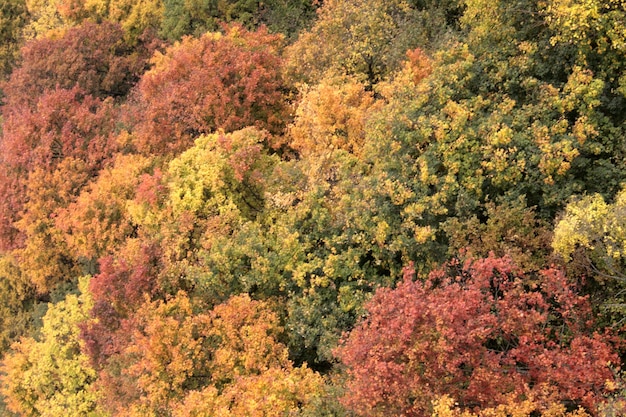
left=1, top=0, right=626, bottom=415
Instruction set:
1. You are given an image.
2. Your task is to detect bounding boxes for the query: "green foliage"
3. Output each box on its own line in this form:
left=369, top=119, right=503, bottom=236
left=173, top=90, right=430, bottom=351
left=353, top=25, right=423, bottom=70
left=285, top=0, right=412, bottom=87
left=159, top=0, right=318, bottom=41
left=257, top=0, right=318, bottom=40
left=284, top=0, right=458, bottom=87
left=4, top=0, right=626, bottom=413
left=0, top=0, right=28, bottom=80
left=159, top=0, right=254, bottom=41
left=193, top=149, right=432, bottom=365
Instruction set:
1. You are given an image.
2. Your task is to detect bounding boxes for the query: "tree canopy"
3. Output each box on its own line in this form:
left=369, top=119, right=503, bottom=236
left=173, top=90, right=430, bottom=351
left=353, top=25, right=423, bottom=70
left=2, top=0, right=626, bottom=416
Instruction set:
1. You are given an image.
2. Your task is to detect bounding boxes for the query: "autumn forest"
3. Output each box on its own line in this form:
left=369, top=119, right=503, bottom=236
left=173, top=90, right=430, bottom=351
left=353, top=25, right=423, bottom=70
left=1, top=0, right=626, bottom=416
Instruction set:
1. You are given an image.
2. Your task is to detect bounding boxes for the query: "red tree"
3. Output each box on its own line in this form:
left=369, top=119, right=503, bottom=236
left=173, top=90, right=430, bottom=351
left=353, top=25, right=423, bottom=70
left=336, top=255, right=619, bottom=416
left=0, top=87, right=119, bottom=250
left=80, top=242, right=164, bottom=369
left=2, top=20, right=152, bottom=107
left=128, top=24, right=288, bottom=155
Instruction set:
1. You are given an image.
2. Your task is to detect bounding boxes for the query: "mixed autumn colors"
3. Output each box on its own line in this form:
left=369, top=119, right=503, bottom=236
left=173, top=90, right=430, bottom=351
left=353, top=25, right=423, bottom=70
left=1, top=0, right=626, bottom=416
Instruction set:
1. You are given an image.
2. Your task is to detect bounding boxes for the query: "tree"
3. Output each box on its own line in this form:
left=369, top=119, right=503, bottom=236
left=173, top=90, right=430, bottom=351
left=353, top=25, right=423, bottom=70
left=0, top=0, right=28, bottom=80
left=283, top=0, right=453, bottom=88
left=90, top=292, right=322, bottom=416
left=80, top=240, right=164, bottom=373
left=553, top=188, right=626, bottom=279
left=136, top=127, right=276, bottom=291
left=193, top=148, right=424, bottom=367
left=288, top=75, right=379, bottom=157
left=159, top=0, right=256, bottom=41
left=0, top=276, right=106, bottom=417
left=21, top=0, right=71, bottom=39
left=129, top=24, right=288, bottom=155
left=171, top=366, right=324, bottom=417
left=0, top=87, right=118, bottom=251
left=256, top=0, right=319, bottom=40
left=57, top=154, right=156, bottom=263
left=84, top=0, right=163, bottom=41
left=552, top=187, right=626, bottom=319
left=14, top=159, right=91, bottom=293
left=25, top=0, right=164, bottom=41
left=336, top=256, right=619, bottom=416
left=159, top=0, right=319, bottom=42
left=430, top=395, right=591, bottom=417
left=0, top=255, right=36, bottom=355
left=3, top=20, right=151, bottom=106
left=1, top=87, right=118, bottom=173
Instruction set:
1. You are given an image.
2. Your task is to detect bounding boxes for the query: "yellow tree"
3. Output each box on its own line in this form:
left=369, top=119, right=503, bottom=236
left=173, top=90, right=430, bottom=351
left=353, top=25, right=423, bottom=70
left=288, top=75, right=380, bottom=157
left=0, top=277, right=106, bottom=417
left=431, top=395, right=590, bottom=417
left=552, top=188, right=626, bottom=316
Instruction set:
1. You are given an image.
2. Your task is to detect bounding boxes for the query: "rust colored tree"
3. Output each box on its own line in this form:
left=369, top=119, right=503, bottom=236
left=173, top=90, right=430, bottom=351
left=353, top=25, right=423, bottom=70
left=129, top=24, right=288, bottom=155
left=0, top=87, right=119, bottom=251
left=336, top=255, right=619, bottom=416
left=2, top=20, right=151, bottom=106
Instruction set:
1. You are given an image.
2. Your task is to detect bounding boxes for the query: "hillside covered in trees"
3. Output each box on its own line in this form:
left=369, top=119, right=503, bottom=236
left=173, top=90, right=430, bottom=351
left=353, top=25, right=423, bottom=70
left=2, top=0, right=626, bottom=415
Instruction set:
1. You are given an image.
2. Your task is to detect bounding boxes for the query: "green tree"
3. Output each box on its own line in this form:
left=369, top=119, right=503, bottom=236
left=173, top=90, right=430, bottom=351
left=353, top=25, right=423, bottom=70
left=284, top=0, right=457, bottom=88
left=159, top=0, right=318, bottom=41
left=0, top=0, right=28, bottom=80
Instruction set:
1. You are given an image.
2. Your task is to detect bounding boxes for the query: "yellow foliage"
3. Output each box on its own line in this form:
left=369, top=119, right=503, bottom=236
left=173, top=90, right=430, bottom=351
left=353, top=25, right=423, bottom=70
left=24, top=0, right=72, bottom=39
left=431, top=395, right=591, bottom=417
left=552, top=191, right=623, bottom=262
left=1, top=277, right=105, bottom=416
left=284, top=0, right=417, bottom=86
left=172, top=366, right=324, bottom=417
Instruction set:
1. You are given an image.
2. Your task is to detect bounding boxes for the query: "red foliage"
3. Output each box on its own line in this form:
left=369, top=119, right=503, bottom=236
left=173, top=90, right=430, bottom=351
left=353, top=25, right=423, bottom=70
left=405, top=47, right=432, bottom=84
left=135, top=168, right=167, bottom=207
left=1, top=87, right=118, bottom=172
left=129, top=24, right=288, bottom=155
left=336, top=255, right=619, bottom=416
left=90, top=243, right=163, bottom=318
left=0, top=87, right=119, bottom=250
left=2, top=20, right=152, bottom=106
left=80, top=242, right=163, bottom=370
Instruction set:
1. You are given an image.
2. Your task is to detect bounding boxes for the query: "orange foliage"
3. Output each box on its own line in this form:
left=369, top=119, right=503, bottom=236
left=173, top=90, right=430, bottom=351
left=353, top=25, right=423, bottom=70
left=289, top=76, right=379, bottom=157
left=405, top=47, right=433, bottom=84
